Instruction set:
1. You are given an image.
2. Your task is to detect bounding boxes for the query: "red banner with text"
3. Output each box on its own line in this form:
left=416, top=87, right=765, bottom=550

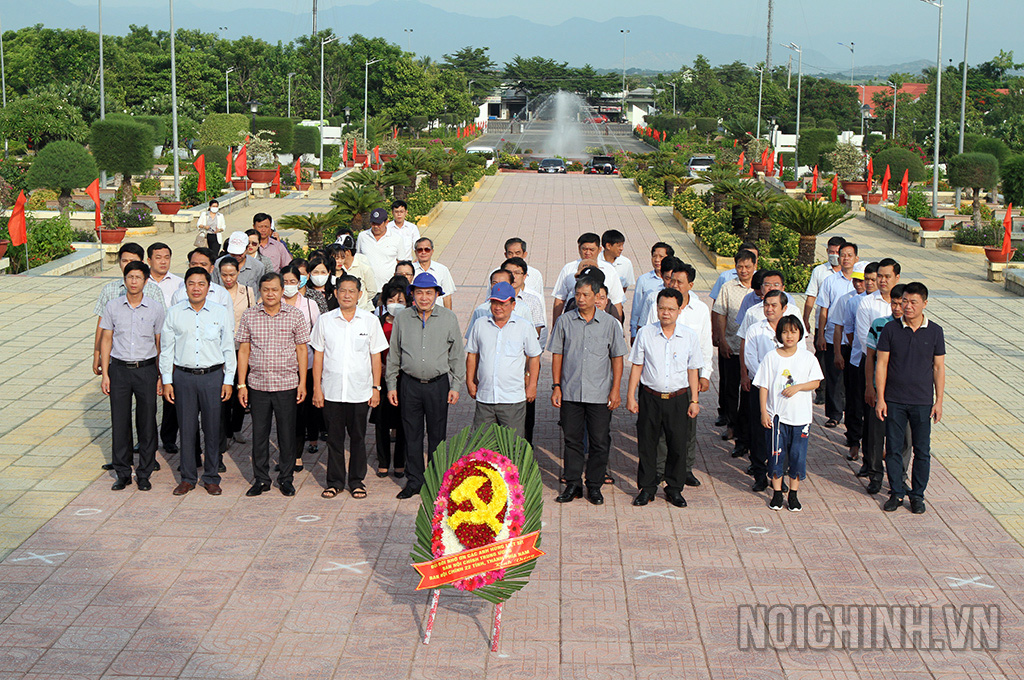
left=412, top=531, right=544, bottom=590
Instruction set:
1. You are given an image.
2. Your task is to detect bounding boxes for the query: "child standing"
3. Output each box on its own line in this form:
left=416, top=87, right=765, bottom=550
left=753, top=315, right=823, bottom=511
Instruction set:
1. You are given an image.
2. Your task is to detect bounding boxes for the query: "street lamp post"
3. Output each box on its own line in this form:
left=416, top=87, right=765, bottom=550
left=98, top=0, right=106, bottom=185
left=922, top=0, right=944, bottom=218
left=620, top=29, right=629, bottom=118
left=755, top=66, right=764, bottom=139
left=287, top=72, right=296, bottom=118
left=404, top=28, right=413, bottom=53
left=364, top=57, right=381, bottom=148
left=782, top=42, right=803, bottom=177
left=0, top=12, right=7, bottom=157
left=248, top=100, right=259, bottom=135
left=887, top=80, right=898, bottom=139
left=225, top=67, right=235, bottom=113
left=839, top=42, right=855, bottom=88
left=169, top=0, right=180, bottom=200
left=320, top=35, right=336, bottom=172
left=468, top=79, right=474, bottom=99
left=955, top=0, right=971, bottom=209
left=671, top=82, right=677, bottom=116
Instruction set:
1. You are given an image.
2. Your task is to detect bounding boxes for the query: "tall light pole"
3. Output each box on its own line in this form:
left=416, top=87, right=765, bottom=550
left=225, top=66, right=235, bottom=113
left=287, top=72, right=296, bottom=118
left=888, top=80, right=898, bottom=139
left=782, top=42, right=802, bottom=176
left=363, top=57, right=381, bottom=148
left=922, top=0, right=943, bottom=218
left=755, top=66, right=764, bottom=138
left=468, top=79, right=474, bottom=99
left=404, top=28, right=413, bottom=53
left=620, top=29, right=629, bottom=118
left=671, top=82, right=677, bottom=116
left=98, top=0, right=106, bottom=186
left=839, top=42, right=855, bottom=87
left=319, top=35, right=336, bottom=171
left=0, top=12, right=8, bottom=157
left=169, top=0, right=180, bottom=200
left=955, top=0, right=971, bottom=209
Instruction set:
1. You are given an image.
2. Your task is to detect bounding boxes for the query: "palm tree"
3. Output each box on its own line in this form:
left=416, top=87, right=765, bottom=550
left=734, top=182, right=787, bottom=242
left=344, top=168, right=387, bottom=198
left=419, top=148, right=447, bottom=190
left=698, top=163, right=740, bottom=211
left=384, top=154, right=418, bottom=201
left=277, top=209, right=347, bottom=251
left=773, top=198, right=854, bottom=264
left=439, top=151, right=470, bottom=186
left=330, top=184, right=386, bottom=232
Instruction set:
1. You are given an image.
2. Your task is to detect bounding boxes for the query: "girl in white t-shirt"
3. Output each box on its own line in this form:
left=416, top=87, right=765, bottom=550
left=753, top=315, right=824, bottom=512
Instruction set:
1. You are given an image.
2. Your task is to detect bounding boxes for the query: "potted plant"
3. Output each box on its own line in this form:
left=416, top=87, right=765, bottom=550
left=827, top=143, right=868, bottom=196
left=98, top=202, right=153, bottom=243
left=985, top=245, right=1015, bottom=263
left=231, top=178, right=253, bottom=191
left=245, top=131, right=281, bottom=183
left=0, top=239, right=9, bottom=259
left=947, top=151, right=1001, bottom=231
left=864, top=192, right=883, bottom=204
left=773, top=198, right=854, bottom=264
left=781, top=167, right=798, bottom=189
left=155, top=199, right=183, bottom=215
left=903, top=190, right=941, bottom=230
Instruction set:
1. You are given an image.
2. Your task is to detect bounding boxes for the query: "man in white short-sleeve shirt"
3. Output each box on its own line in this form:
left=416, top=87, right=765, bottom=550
left=601, top=229, right=635, bottom=291
left=815, top=242, right=858, bottom=427
left=412, top=237, right=457, bottom=309
left=356, top=208, right=402, bottom=295
left=386, top=201, right=420, bottom=260
left=551, top=232, right=625, bottom=324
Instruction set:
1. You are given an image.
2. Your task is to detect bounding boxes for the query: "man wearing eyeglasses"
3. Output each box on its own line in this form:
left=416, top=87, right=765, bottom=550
left=412, top=237, right=456, bottom=310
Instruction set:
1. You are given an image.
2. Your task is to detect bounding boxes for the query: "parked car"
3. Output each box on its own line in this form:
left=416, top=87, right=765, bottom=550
left=586, top=115, right=609, bottom=124
left=538, top=158, right=566, bottom=174
left=687, top=155, right=716, bottom=177
left=585, top=156, right=618, bottom=175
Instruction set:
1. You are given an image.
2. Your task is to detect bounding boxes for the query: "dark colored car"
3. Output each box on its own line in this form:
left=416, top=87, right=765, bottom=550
left=538, top=158, right=566, bottom=174
left=585, top=156, right=618, bottom=175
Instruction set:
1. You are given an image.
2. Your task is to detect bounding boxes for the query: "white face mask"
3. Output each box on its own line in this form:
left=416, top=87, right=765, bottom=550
left=310, top=273, right=329, bottom=287
left=283, top=284, right=300, bottom=298
left=828, top=253, right=840, bottom=267
left=387, top=302, right=405, bottom=317
left=209, top=206, right=219, bottom=214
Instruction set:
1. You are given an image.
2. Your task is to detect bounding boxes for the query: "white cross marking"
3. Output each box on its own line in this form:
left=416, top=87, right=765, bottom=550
left=946, top=576, right=995, bottom=589
left=8, top=551, right=64, bottom=564
left=635, top=569, right=683, bottom=580
left=323, top=560, right=368, bottom=574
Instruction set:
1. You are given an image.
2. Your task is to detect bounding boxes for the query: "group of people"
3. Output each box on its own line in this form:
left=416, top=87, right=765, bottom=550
left=95, top=207, right=945, bottom=514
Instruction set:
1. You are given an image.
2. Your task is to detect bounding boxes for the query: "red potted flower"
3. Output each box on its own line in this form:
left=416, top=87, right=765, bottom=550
left=155, top=200, right=182, bottom=215
left=985, top=246, right=1015, bottom=263
left=318, top=169, right=334, bottom=180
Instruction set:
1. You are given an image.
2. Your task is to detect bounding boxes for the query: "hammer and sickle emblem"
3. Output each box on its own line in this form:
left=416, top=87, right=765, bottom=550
left=447, top=466, right=508, bottom=534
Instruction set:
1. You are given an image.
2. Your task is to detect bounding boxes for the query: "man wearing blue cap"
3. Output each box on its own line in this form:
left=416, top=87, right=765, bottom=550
left=356, top=207, right=402, bottom=296
left=465, top=282, right=542, bottom=438
left=386, top=272, right=466, bottom=498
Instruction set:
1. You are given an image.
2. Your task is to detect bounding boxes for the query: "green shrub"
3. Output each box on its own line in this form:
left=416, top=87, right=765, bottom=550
left=528, top=161, right=539, bottom=171
left=953, top=221, right=1000, bottom=246
left=197, top=145, right=230, bottom=169
left=903, top=191, right=931, bottom=221
left=796, top=128, right=838, bottom=169
left=955, top=201, right=993, bottom=220
left=254, top=116, right=294, bottom=155
left=180, top=162, right=227, bottom=208
left=1001, top=155, right=1024, bottom=206
left=25, top=140, right=98, bottom=210
left=102, top=200, right=155, bottom=230
left=27, top=188, right=59, bottom=209
left=695, top=117, right=718, bottom=138
left=863, top=133, right=885, bottom=154
left=872, top=147, right=927, bottom=183
left=818, top=119, right=837, bottom=130
left=973, top=138, right=1010, bottom=166
left=199, top=113, right=249, bottom=148
left=567, top=161, right=583, bottom=172
left=137, top=177, right=162, bottom=195
left=292, top=125, right=319, bottom=157
left=947, top=152, right=1000, bottom=191
left=90, top=118, right=155, bottom=208
left=0, top=212, right=75, bottom=273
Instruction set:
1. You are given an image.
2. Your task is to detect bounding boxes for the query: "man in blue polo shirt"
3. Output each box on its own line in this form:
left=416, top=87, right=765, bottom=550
left=874, top=282, right=946, bottom=515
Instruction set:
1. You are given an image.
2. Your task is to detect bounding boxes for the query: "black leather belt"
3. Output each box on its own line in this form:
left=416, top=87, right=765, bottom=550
left=111, top=357, right=157, bottom=368
left=400, top=371, right=446, bottom=384
left=174, top=364, right=224, bottom=375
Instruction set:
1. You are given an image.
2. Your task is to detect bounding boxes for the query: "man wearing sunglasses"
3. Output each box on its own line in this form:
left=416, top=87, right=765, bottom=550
left=412, top=237, right=456, bottom=310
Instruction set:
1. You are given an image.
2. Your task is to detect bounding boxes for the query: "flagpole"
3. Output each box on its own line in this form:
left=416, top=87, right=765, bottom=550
left=169, top=0, right=180, bottom=201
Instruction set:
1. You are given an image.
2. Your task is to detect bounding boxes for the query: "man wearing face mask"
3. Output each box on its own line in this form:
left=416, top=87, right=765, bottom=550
left=214, top=232, right=265, bottom=289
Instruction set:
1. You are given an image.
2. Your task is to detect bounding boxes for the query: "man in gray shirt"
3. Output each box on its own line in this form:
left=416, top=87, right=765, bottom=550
left=386, top=272, right=465, bottom=499
left=549, top=277, right=627, bottom=505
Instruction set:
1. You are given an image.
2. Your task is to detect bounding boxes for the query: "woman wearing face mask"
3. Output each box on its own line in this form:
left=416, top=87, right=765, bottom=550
left=305, top=254, right=333, bottom=312
left=281, top=264, right=323, bottom=467
left=370, top=276, right=410, bottom=478
left=326, top=236, right=376, bottom=311
left=196, top=200, right=226, bottom=252
left=245, top=228, right=274, bottom=272
left=219, top=257, right=255, bottom=447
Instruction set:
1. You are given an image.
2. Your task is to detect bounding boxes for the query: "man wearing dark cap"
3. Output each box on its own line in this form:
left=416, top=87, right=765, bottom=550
left=465, top=282, right=542, bottom=438
left=386, top=272, right=466, bottom=498
left=356, top=207, right=402, bottom=296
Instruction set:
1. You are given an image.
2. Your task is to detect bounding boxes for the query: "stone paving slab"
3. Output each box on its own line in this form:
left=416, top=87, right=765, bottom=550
left=0, top=174, right=1022, bottom=678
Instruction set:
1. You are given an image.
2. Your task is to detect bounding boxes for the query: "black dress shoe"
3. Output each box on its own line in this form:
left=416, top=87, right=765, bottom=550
left=866, top=480, right=882, bottom=495
left=745, top=465, right=756, bottom=475
left=396, top=486, right=420, bottom=499
left=217, top=462, right=227, bottom=473
left=153, top=461, right=161, bottom=471
left=664, top=490, right=687, bottom=507
left=101, top=463, right=114, bottom=471
left=280, top=482, right=296, bottom=497
left=714, top=415, right=728, bottom=427
left=586, top=487, right=604, bottom=505
left=855, top=467, right=870, bottom=478
left=555, top=484, right=583, bottom=503
left=632, top=489, right=656, bottom=506
left=910, top=497, right=926, bottom=514
left=111, top=477, right=132, bottom=491
left=164, top=444, right=178, bottom=454
left=136, top=479, right=152, bottom=491
left=245, top=483, right=271, bottom=497
left=751, top=478, right=769, bottom=492
left=883, top=495, right=904, bottom=512
left=684, top=473, right=701, bottom=487
left=731, top=445, right=748, bottom=458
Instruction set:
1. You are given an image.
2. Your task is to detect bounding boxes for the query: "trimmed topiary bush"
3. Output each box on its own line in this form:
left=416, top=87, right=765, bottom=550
left=255, top=116, right=294, bottom=154
left=973, top=137, right=1010, bottom=166
left=292, top=125, right=319, bottom=157
left=796, top=128, right=838, bottom=170
left=90, top=118, right=155, bottom=210
left=199, top=113, right=249, bottom=148
left=1001, top=155, right=1024, bottom=207
left=947, top=152, right=1000, bottom=228
left=872, top=147, right=926, bottom=184
left=695, top=117, right=718, bottom=141
left=863, top=133, right=885, bottom=154
left=25, top=140, right=97, bottom=213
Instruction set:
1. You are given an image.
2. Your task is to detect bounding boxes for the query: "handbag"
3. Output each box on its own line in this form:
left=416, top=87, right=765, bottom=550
left=193, top=230, right=207, bottom=247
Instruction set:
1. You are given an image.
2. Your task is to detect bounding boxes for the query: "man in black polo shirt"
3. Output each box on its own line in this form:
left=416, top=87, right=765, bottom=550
left=874, top=282, right=945, bottom=514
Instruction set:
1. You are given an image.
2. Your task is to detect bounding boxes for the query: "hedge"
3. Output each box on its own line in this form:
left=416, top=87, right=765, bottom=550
left=292, top=125, right=319, bottom=157
left=1002, top=155, right=1024, bottom=206
left=254, top=116, right=294, bottom=154
left=199, top=113, right=249, bottom=148
left=796, top=128, right=838, bottom=170
left=872, top=147, right=927, bottom=183
left=0, top=213, right=75, bottom=273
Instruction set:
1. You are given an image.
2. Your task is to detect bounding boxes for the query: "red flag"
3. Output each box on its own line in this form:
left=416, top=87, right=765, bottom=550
left=831, top=174, right=839, bottom=202
left=353, top=139, right=358, bottom=157
left=85, top=179, right=102, bottom=228
left=898, top=169, right=909, bottom=207
left=760, top=148, right=769, bottom=167
left=226, top=148, right=233, bottom=183
left=766, top=149, right=775, bottom=176
left=881, top=165, right=891, bottom=200
left=867, top=157, right=874, bottom=193
left=293, top=158, right=302, bottom=189
left=456, top=128, right=462, bottom=138
left=733, top=139, right=738, bottom=147
left=811, top=165, right=819, bottom=193
left=777, top=154, right=784, bottom=176
left=193, top=154, right=206, bottom=192
left=737, top=151, right=745, bottom=168
left=748, top=162, right=755, bottom=178
left=1002, top=204, right=1014, bottom=258
left=233, top=143, right=248, bottom=178
left=273, top=165, right=281, bottom=196
left=374, top=146, right=380, bottom=165
left=8, top=190, right=27, bottom=246
left=393, top=126, right=398, bottom=140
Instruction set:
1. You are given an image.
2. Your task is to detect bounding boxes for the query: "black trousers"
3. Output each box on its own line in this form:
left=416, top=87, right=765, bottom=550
left=525, top=399, right=536, bottom=445
left=399, top=374, right=450, bottom=492
left=814, top=347, right=827, bottom=400
left=371, top=373, right=405, bottom=470
left=636, top=388, right=691, bottom=494
left=745, top=387, right=768, bottom=482
left=720, top=353, right=743, bottom=436
left=324, top=401, right=369, bottom=490
left=249, top=388, right=297, bottom=486
left=159, top=393, right=178, bottom=449
left=220, top=350, right=243, bottom=452
left=109, top=361, right=158, bottom=482
left=562, top=400, right=612, bottom=490
left=844, top=352, right=864, bottom=447
left=823, top=343, right=845, bottom=422
left=295, top=368, right=323, bottom=448
left=206, top=233, right=220, bottom=252
left=174, top=368, right=223, bottom=486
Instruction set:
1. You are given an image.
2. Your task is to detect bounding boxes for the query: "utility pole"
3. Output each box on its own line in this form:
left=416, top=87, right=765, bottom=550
left=786, top=55, right=792, bottom=89
left=99, top=0, right=106, bottom=187
left=170, top=0, right=180, bottom=200
left=620, top=29, right=629, bottom=120
left=312, top=0, right=317, bottom=37
left=1, top=13, right=8, bottom=157
left=765, top=0, right=774, bottom=71
left=955, top=0, right=971, bottom=209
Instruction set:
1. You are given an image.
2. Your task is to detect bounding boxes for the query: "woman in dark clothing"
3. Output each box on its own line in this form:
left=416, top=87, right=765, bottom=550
left=370, top=276, right=409, bottom=477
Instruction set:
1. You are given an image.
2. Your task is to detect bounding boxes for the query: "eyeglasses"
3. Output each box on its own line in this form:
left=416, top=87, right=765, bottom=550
left=415, top=247, right=432, bottom=253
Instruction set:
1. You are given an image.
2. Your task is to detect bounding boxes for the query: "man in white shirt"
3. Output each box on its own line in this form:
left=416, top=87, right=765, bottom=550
left=630, top=242, right=674, bottom=338
left=412, top=237, right=456, bottom=310
left=387, top=199, right=420, bottom=260
left=626, top=287, right=703, bottom=508
left=551, top=232, right=625, bottom=324
left=171, top=247, right=233, bottom=310
left=503, top=237, right=544, bottom=299
left=601, top=229, right=635, bottom=292
left=815, top=241, right=858, bottom=428
left=310, top=274, right=389, bottom=499
left=146, top=242, right=183, bottom=306
left=356, top=207, right=402, bottom=295
left=803, top=235, right=846, bottom=405
left=735, top=271, right=804, bottom=339
left=833, top=262, right=871, bottom=461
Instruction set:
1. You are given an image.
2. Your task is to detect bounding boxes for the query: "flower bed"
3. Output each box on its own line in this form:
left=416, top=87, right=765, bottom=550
left=405, top=164, right=497, bottom=223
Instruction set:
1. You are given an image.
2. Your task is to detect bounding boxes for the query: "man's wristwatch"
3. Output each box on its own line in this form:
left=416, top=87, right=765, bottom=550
left=372, top=386, right=381, bottom=390
left=552, top=383, right=561, bottom=390
left=237, top=384, right=246, bottom=389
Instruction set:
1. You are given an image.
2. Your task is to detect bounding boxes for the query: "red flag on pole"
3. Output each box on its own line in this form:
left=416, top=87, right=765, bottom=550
left=737, top=151, right=745, bottom=168
left=273, top=165, right=281, bottom=195
left=898, top=169, right=909, bottom=207
left=193, top=154, right=206, bottom=192
left=86, top=179, right=101, bottom=228
left=760, top=149, right=769, bottom=167
left=1002, top=204, right=1015, bottom=259
left=881, top=165, right=891, bottom=201
left=293, top=158, right=302, bottom=189
left=748, top=162, right=755, bottom=178
left=733, top=139, right=737, bottom=147
left=226, top=148, right=233, bottom=183
left=867, top=157, right=874, bottom=193
left=353, top=139, right=358, bottom=157
left=766, top=150, right=774, bottom=177
left=373, top=146, right=380, bottom=165
left=233, top=144, right=248, bottom=178
left=777, top=154, right=783, bottom=176
left=7, top=190, right=27, bottom=247
left=831, top=174, right=839, bottom=202
left=811, top=165, right=819, bottom=193
left=393, top=126, right=398, bottom=140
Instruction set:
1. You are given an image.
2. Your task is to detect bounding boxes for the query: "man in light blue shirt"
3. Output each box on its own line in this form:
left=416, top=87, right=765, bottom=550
left=161, top=267, right=236, bottom=496
left=465, top=282, right=542, bottom=438
left=629, top=242, right=674, bottom=339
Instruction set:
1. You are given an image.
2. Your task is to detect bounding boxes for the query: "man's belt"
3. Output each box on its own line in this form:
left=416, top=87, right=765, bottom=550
left=174, top=364, right=224, bottom=375
left=111, top=357, right=157, bottom=368
left=641, top=384, right=689, bottom=400
left=400, top=371, right=446, bottom=384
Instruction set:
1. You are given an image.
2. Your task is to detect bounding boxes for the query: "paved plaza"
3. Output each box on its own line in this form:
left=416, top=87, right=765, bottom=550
left=1, top=174, right=1024, bottom=678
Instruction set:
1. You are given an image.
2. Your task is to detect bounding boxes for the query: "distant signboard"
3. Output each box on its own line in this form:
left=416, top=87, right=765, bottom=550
left=599, top=106, right=622, bottom=113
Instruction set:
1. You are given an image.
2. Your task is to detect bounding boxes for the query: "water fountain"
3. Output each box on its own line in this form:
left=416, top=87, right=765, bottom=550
left=506, top=90, right=625, bottom=161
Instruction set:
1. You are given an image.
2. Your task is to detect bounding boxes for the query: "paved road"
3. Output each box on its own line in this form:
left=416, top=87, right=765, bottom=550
left=1, top=174, right=1023, bottom=678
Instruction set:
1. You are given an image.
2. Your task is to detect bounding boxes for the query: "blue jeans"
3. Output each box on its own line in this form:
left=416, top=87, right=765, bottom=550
left=884, top=402, right=932, bottom=499
left=767, top=419, right=809, bottom=481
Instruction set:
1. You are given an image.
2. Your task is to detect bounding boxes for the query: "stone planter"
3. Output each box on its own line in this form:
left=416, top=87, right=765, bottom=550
left=231, top=179, right=253, bottom=191
left=318, top=170, right=334, bottom=180
left=296, top=182, right=312, bottom=191
left=783, top=181, right=799, bottom=189
left=985, top=246, right=1015, bottom=263
left=0, top=239, right=8, bottom=259
left=804, top=192, right=822, bottom=202
left=841, top=181, right=869, bottom=197
left=864, top=193, right=883, bottom=205
left=247, top=168, right=277, bottom=183
left=155, top=200, right=182, bottom=215
left=95, top=228, right=128, bottom=244
left=918, top=217, right=945, bottom=231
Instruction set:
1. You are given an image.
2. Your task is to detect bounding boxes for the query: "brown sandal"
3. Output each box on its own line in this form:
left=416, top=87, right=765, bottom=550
left=321, top=488, right=340, bottom=498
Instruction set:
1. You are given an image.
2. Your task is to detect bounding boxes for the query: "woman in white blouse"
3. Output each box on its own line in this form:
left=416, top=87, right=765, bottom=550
left=196, top=199, right=227, bottom=252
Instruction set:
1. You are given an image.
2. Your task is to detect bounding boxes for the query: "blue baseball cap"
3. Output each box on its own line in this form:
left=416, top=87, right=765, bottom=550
left=408, top=271, right=445, bottom=296
left=370, top=207, right=388, bottom=224
left=488, top=281, right=516, bottom=302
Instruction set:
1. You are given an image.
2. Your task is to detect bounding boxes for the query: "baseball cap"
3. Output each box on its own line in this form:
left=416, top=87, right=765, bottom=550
left=370, top=208, right=388, bottom=224
left=226, top=231, right=248, bottom=255
left=488, top=282, right=516, bottom=302
left=335, top=233, right=356, bottom=251
left=851, top=261, right=867, bottom=280
left=408, top=271, right=445, bottom=296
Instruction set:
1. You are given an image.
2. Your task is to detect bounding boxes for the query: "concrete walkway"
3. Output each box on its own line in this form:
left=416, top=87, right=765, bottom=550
left=0, top=174, right=1022, bottom=678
